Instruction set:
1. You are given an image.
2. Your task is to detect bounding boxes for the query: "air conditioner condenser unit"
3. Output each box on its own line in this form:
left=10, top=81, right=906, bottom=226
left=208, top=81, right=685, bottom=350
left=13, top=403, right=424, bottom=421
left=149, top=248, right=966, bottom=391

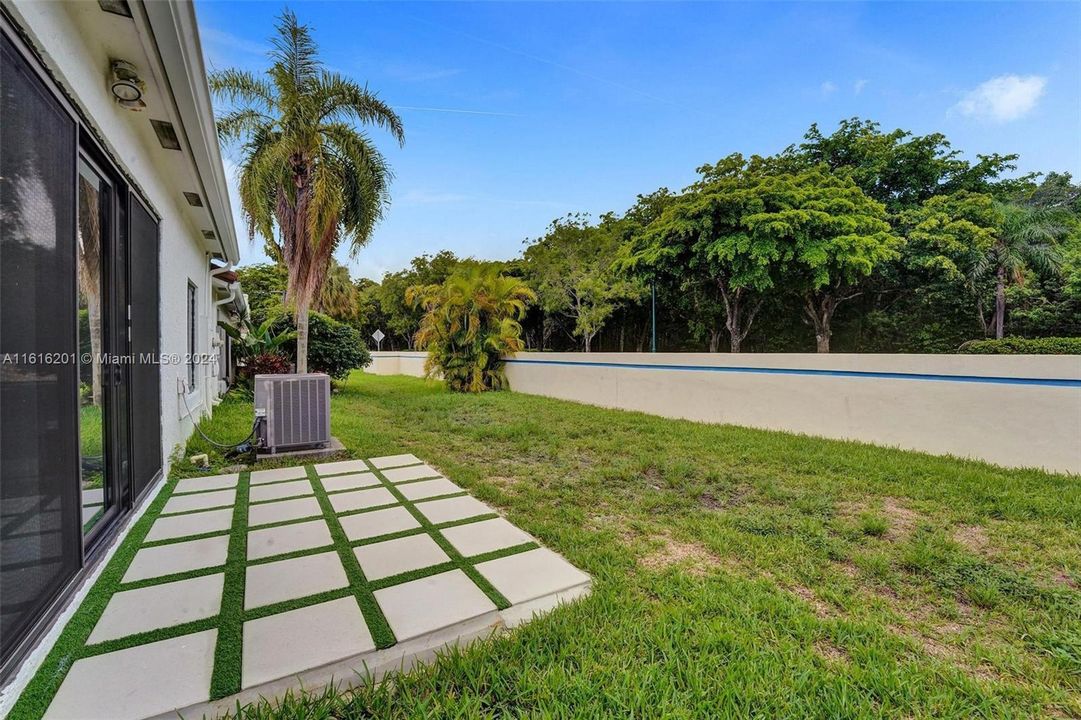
left=254, top=373, right=331, bottom=453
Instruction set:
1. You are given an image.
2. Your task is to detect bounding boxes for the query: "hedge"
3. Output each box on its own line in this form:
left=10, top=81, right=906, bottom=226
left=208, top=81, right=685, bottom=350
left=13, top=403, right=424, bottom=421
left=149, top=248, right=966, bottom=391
left=272, top=311, right=372, bottom=380
left=957, top=337, right=1081, bottom=355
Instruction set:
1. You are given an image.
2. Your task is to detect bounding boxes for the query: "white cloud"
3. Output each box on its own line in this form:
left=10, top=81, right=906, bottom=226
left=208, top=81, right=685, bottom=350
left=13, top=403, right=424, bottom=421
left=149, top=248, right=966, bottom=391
left=952, top=74, right=1047, bottom=122
left=820, top=80, right=838, bottom=97
left=854, top=79, right=868, bottom=95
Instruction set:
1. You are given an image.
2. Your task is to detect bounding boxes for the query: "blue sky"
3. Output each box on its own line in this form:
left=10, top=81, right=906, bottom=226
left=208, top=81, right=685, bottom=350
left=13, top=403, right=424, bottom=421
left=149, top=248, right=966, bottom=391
left=195, top=1, right=1081, bottom=281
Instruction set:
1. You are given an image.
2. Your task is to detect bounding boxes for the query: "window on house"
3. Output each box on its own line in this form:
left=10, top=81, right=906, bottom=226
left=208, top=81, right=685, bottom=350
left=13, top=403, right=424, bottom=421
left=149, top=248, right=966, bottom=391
left=187, top=282, right=197, bottom=390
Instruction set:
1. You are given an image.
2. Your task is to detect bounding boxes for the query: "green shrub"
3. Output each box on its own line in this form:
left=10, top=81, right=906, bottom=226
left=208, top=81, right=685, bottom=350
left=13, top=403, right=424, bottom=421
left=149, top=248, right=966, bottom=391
left=273, top=311, right=371, bottom=381
left=958, top=337, right=1081, bottom=355
left=407, top=266, right=534, bottom=392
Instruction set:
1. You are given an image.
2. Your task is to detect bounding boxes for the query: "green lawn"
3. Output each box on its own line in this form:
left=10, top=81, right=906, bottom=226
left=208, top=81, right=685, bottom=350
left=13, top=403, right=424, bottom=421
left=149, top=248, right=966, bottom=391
left=79, top=404, right=103, bottom=490
left=181, top=372, right=1080, bottom=719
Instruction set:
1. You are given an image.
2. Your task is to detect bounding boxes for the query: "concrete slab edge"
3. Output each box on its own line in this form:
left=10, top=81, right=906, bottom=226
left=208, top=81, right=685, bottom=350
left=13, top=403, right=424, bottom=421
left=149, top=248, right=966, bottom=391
left=163, top=581, right=592, bottom=720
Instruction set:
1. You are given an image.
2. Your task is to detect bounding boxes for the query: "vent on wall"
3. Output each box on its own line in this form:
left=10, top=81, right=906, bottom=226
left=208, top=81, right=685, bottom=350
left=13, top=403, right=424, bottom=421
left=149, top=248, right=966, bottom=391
left=183, top=192, right=203, bottom=207
left=98, top=0, right=132, bottom=17
left=150, top=120, right=181, bottom=150
left=201, top=230, right=216, bottom=241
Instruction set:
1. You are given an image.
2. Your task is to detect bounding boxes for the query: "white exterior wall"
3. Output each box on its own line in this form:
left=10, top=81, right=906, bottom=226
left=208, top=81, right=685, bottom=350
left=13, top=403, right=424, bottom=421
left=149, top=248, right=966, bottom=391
left=369, top=351, right=1081, bottom=474
left=7, top=2, right=225, bottom=478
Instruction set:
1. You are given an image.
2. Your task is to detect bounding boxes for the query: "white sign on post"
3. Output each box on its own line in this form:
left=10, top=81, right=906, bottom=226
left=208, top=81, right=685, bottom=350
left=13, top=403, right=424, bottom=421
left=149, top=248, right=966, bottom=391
left=372, top=329, right=385, bottom=351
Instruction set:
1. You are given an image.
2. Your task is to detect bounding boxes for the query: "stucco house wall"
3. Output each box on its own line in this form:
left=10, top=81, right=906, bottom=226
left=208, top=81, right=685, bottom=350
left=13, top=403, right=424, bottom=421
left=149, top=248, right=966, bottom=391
left=6, top=0, right=239, bottom=476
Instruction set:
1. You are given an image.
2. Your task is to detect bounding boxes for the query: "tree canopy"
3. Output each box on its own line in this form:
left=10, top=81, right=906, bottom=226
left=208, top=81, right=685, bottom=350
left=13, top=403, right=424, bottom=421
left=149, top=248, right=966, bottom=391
left=234, top=118, right=1080, bottom=355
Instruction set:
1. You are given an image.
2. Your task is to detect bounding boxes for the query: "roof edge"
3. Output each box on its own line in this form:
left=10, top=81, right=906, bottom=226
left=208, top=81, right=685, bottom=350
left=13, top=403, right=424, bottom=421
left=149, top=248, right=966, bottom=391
left=138, top=0, right=240, bottom=262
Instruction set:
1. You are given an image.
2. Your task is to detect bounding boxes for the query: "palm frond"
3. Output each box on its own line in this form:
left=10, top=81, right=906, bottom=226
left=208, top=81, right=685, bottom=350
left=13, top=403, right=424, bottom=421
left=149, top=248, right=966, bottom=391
left=314, top=72, right=405, bottom=145
left=209, top=69, right=276, bottom=111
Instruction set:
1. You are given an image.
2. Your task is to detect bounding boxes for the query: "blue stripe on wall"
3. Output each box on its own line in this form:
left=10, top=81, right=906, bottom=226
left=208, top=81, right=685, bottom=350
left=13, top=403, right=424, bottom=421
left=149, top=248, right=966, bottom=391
left=499, top=357, right=1081, bottom=388
left=375, top=354, right=1081, bottom=388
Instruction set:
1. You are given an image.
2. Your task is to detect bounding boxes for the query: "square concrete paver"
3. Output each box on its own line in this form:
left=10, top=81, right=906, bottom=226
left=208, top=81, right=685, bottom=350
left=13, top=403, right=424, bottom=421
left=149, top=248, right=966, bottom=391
left=43, top=629, right=216, bottom=720
left=123, top=536, right=230, bottom=583
left=476, top=548, right=590, bottom=604
left=368, top=453, right=421, bottom=469
left=161, top=488, right=236, bottom=515
left=174, top=473, right=239, bottom=495
left=248, top=496, right=322, bottom=527
left=242, top=597, right=374, bottom=688
left=441, top=518, right=534, bottom=557
left=415, top=495, right=493, bottom=525
left=353, top=534, right=450, bottom=581
left=145, top=508, right=233, bottom=542
left=382, top=464, right=442, bottom=483
left=88, top=574, right=224, bottom=644
left=329, top=486, right=397, bottom=514
left=374, top=570, right=496, bottom=642
left=250, top=466, right=308, bottom=485
left=247, top=519, right=333, bottom=561
left=245, top=551, right=348, bottom=610
left=397, top=478, right=462, bottom=501
left=314, top=459, right=369, bottom=476
left=249, top=479, right=313, bottom=503
left=321, top=472, right=381, bottom=493
left=338, top=506, right=420, bottom=541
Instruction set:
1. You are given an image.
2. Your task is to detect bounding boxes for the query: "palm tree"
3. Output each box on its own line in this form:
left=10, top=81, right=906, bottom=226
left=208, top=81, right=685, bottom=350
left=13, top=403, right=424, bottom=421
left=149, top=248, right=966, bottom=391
left=407, top=266, right=535, bottom=392
left=974, top=203, right=1066, bottom=339
left=210, top=10, right=404, bottom=372
left=315, top=260, right=359, bottom=321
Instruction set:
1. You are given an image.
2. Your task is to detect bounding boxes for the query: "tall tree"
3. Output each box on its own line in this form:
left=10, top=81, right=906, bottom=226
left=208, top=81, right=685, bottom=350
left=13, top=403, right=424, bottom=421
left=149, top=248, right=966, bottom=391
left=782, top=118, right=1023, bottom=212
left=621, top=155, right=788, bottom=352
left=211, top=10, right=404, bottom=372
left=747, top=168, right=901, bottom=352
left=524, top=215, right=644, bottom=352
left=976, top=203, right=1067, bottom=339
left=900, top=191, right=999, bottom=336
left=236, top=263, right=288, bottom=324
left=315, top=259, right=359, bottom=322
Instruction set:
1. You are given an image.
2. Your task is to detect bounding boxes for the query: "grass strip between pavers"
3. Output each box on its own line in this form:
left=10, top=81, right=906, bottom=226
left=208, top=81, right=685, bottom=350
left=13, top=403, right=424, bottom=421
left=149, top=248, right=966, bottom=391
left=10, top=459, right=539, bottom=720
left=369, top=466, right=513, bottom=610
left=305, top=466, right=397, bottom=649
left=208, top=471, right=251, bottom=699
left=7, top=476, right=179, bottom=720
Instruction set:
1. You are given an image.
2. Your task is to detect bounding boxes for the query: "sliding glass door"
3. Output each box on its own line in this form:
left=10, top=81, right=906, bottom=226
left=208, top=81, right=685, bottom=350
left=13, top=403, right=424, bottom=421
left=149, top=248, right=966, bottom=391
left=1, top=22, right=159, bottom=675
left=0, top=29, right=82, bottom=668
left=76, top=157, right=114, bottom=537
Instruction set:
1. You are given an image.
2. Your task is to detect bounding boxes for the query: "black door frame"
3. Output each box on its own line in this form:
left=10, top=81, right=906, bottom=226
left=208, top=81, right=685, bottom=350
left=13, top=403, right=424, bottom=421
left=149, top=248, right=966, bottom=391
left=0, top=10, right=162, bottom=681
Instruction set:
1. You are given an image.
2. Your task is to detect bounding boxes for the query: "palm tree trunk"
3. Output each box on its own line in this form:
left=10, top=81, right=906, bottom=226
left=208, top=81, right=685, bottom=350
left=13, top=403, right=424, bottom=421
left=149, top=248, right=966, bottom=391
left=994, top=266, right=1006, bottom=340
left=296, top=300, right=310, bottom=374
left=87, top=295, right=103, bottom=405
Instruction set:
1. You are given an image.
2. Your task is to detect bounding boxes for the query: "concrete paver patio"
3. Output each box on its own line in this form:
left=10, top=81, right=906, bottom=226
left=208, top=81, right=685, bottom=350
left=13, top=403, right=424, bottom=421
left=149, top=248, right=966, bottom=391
left=36, top=455, right=590, bottom=720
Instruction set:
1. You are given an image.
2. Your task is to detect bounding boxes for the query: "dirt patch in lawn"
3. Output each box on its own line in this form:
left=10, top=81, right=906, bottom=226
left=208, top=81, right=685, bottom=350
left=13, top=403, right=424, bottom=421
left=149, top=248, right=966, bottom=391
left=814, top=638, right=850, bottom=665
left=953, top=524, right=992, bottom=555
left=1052, top=570, right=1078, bottom=590
left=881, top=498, right=920, bottom=540
left=700, top=484, right=752, bottom=510
left=835, top=497, right=919, bottom=541
left=638, top=535, right=725, bottom=577
left=789, top=584, right=836, bottom=618
left=891, top=624, right=1000, bottom=683
left=487, top=475, right=522, bottom=489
